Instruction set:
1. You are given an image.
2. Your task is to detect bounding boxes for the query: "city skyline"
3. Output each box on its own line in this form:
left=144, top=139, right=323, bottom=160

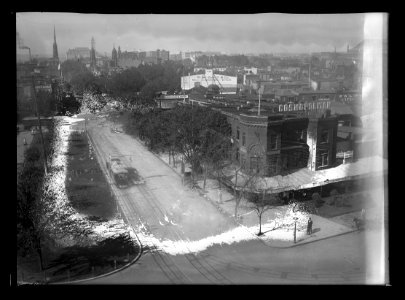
left=16, top=13, right=365, bottom=58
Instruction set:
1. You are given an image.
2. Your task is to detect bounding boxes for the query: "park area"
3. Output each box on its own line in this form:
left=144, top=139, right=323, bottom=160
left=17, top=116, right=140, bottom=285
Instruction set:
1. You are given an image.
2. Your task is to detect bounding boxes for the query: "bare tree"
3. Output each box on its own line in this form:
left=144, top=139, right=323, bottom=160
left=246, top=176, right=281, bottom=236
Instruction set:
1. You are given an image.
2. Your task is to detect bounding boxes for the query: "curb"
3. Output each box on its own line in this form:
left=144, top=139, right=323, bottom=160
left=259, top=228, right=360, bottom=249
left=129, top=135, right=358, bottom=250
left=53, top=226, right=143, bottom=285
left=50, top=121, right=144, bottom=285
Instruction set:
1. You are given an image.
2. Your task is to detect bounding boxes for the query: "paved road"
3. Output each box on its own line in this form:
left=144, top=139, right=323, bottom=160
left=77, top=113, right=384, bottom=284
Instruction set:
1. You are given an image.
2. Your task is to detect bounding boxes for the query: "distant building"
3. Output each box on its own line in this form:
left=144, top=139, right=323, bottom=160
left=66, top=47, right=91, bottom=61
left=111, top=45, right=118, bottom=67
left=243, top=67, right=258, bottom=75
left=261, top=81, right=310, bottom=95
left=145, top=49, right=170, bottom=64
left=181, top=69, right=237, bottom=94
left=181, top=51, right=203, bottom=62
left=169, top=53, right=182, bottom=61
left=154, top=93, right=188, bottom=109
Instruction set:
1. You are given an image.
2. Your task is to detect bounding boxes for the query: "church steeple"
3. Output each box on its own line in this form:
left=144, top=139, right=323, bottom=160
left=90, top=37, right=96, bottom=68
left=53, top=25, right=59, bottom=61
left=112, top=44, right=118, bottom=67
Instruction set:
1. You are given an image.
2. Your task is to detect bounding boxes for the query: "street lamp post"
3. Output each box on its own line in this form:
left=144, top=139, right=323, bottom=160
left=293, top=217, right=298, bottom=243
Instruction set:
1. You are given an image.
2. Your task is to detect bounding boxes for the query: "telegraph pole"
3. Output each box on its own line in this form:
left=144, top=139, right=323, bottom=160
left=258, top=81, right=261, bottom=116
left=31, top=74, right=48, bottom=175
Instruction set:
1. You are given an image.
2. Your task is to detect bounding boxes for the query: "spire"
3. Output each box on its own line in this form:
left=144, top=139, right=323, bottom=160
left=90, top=37, right=96, bottom=68
left=53, top=25, right=59, bottom=61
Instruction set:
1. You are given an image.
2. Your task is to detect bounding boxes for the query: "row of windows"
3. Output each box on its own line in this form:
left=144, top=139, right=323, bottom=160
left=236, top=127, right=278, bottom=150
left=278, top=101, right=330, bottom=112
left=237, top=151, right=330, bottom=172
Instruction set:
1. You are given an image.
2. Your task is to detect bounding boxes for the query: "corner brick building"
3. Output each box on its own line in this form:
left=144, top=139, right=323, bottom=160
left=222, top=109, right=337, bottom=176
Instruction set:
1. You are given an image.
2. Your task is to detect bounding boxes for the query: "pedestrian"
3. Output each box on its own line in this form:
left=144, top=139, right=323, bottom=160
left=23, top=138, right=27, bottom=145
left=307, top=217, right=313, bottom=235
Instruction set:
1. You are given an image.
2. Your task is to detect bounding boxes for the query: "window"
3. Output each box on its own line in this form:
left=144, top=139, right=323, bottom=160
left=242, top=132, right=246, bottom=146
left=236, top=127, right=240, bottom=140
left=270, top=134, right=278, bottom=150
left=279, top=105, right=284, bottom=112
left=312, top=96, right=317, bottom=101
left=320, top=151, right=329, bottom=167
left=296, top=130, right=305, bottom=141
left=267, top=154, right=279, bottom=175
left=250, top=157, right=260, bottom=173
left=284, top=104, right=288, bottom=111
left=320, top=129, right=329, bottom=143
left=236, top=148, right=240, bottom=161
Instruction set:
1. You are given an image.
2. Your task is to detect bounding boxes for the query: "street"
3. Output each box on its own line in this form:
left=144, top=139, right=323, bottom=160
left=78, top=113, right=374, bottom=284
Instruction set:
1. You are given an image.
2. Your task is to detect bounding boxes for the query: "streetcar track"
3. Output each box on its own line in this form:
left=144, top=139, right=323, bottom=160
left=86, top=115, right=367, bottom=284
left=88, top=125, right=191, bottom=284
left=94, top=124, right=233, bottom=284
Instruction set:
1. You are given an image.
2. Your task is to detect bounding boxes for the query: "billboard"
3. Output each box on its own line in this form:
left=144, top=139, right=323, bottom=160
left=181, top=69, right=237, bottom=93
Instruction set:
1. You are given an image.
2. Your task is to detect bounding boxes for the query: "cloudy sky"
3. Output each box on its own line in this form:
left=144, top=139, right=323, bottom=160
left=16, top=13, right=365, bottom=58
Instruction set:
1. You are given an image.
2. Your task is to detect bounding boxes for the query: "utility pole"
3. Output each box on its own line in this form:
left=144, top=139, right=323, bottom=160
left=31, top=74, right=48, bottom=175
left=258, top=81, right=261, bottom=116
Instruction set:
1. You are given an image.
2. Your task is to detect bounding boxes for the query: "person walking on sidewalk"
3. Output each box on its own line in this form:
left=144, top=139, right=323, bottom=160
left=307, top=217, right=313, bottom=235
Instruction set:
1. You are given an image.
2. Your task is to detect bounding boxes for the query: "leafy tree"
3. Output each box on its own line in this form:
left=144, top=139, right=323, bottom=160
left=24, top=146, right=41, bottom=163
left=61, top=60, right=88, bottom=82
left=17, top=123, right=93, bottom=271
left=59, top=93, right=81, bottom=116
left=107, top=68, right=145, bottom=97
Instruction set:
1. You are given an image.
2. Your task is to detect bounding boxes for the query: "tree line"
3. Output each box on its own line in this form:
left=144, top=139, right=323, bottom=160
left=61, top=60, right=193, bottom=103
left=126, top=105, right=232, bottom=185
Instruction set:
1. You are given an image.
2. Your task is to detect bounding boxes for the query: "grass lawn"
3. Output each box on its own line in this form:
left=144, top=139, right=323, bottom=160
left=65, top=130, right=116, bottom=220
left=17, top=123, right=140, bottom=285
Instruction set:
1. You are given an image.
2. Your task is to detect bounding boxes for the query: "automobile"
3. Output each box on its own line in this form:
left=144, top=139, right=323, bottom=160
left=108, top=158, right=130, bottom=188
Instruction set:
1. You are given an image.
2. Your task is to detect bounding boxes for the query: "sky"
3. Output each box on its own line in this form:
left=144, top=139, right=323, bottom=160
left=16, top=13, right=365, bottom=58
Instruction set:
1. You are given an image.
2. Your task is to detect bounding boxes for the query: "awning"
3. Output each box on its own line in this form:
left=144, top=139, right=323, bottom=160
left=230, top=155, right=387, bottom=194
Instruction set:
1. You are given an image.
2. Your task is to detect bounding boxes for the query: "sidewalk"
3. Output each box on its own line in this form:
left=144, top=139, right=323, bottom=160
left=155, top=152, right=375, bottom=248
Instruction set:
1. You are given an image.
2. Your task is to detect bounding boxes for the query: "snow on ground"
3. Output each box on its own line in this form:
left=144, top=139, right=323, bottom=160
left=41, top=116, right=135, bottom=248
left=131, top=217, right=310, bottom=256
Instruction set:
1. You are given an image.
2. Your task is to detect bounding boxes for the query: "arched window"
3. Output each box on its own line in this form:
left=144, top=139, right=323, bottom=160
left=279, top=104, right=283, bottom=112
